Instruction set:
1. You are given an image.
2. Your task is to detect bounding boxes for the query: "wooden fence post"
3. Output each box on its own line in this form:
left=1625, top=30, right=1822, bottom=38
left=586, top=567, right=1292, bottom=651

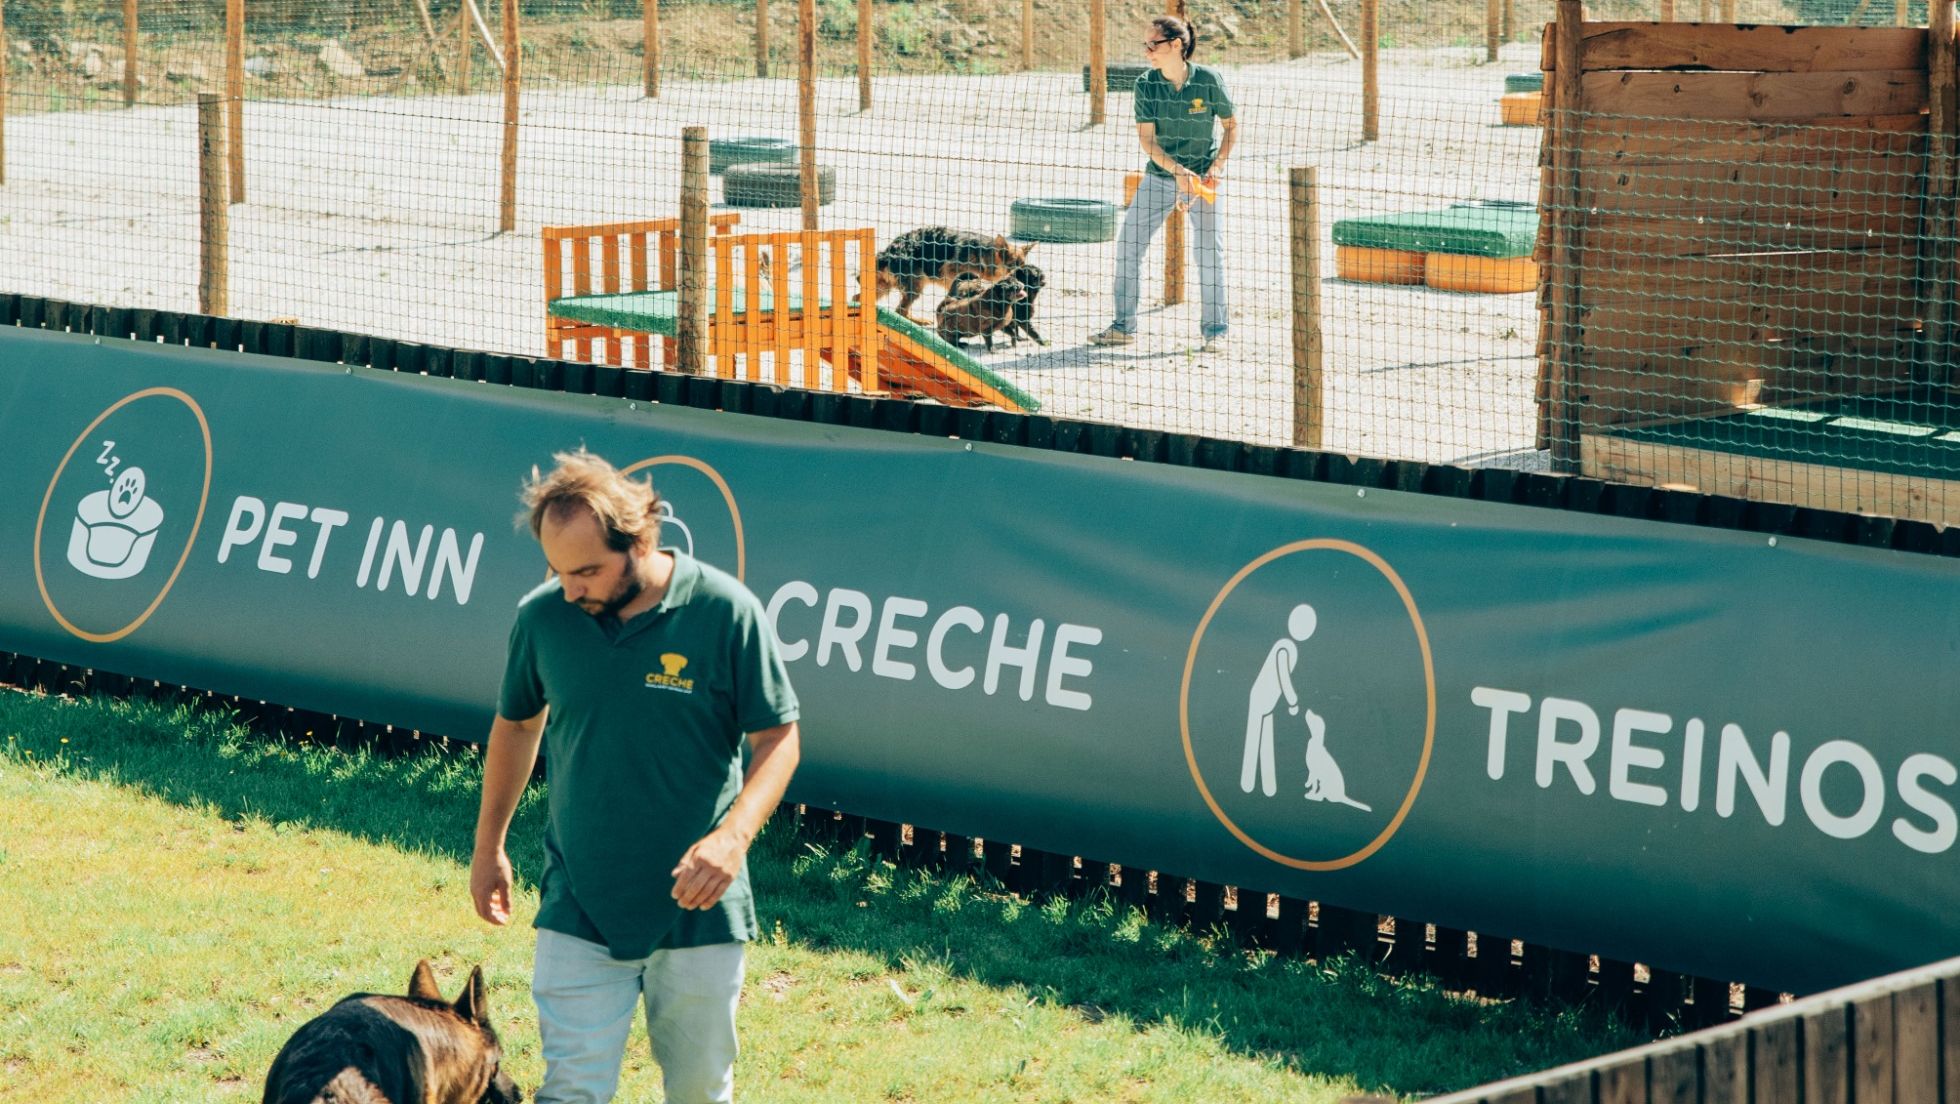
left=1487, top=0, right=1500, bottom=61
left=1022, top=0, right=1032, bottom=70
left=1660, top=0, right=1674, bottom=19
left=1721, top=0, right=1735, bottom=19
left=1923, top=0, right=1957, bottom=386
left=756, top=0, right=769, bottom=77
left=1362, top=0, right=1378, bottom=141
left=799, top=0, right=817, bottom=229
left=1546, top=0, right=1584, bottom=470
left=1, top=0, right=8, bottom=186
left=654, top=0, right=670, bottom=97
left=678, top=126, right=708, bottom=377
left=1291, top=167, right=1323, bottom=450
left=1089, top=0, right=1106, bottom=126
left=1163, top=0, right=1187, bottom=306
left=123, top=0, right=137, bottom=106
left=458, top=0, right=473, bottom=93
left=858, top=0, right=870, bottom=110
left=225, top=0, right=244, bottom=203
left=197, top=92, right=229, bottom=317
left=1503, top=0, right=1514, bottom=40
left=499, top=0, right=518, bottom=233
left=1289, top=0, right=1303, bottom=57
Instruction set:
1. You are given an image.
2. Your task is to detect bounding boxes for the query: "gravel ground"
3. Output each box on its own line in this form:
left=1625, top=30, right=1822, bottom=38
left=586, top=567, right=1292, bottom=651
left=0, top=42, right=1551, bottom=468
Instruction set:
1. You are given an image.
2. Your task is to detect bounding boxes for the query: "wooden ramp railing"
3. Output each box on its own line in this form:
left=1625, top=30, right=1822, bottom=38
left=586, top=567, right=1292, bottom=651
left=542, top=214, right=741, bottom=368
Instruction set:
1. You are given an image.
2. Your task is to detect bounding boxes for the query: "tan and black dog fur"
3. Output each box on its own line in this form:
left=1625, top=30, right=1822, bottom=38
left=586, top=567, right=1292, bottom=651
left=262, top=960, right=522, bottom=1104
left=872, top=226, right=1033, bottom=321
left=936, top=272, right=1028, bottom=351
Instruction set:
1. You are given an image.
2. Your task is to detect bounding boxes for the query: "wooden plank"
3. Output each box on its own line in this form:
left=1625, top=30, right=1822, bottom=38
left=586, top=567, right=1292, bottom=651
left=1582, top=433, right=1960, bottom=526
left=1578, top=154, right=1925, bottom=218
left=1580, top=249, right=1916, bottom=303
left=542, top=236, right=564, bottom=356
left=1944, top=977, right=1960, bottom=1104
left=830, top=233, right=849, bottom=389
left=1579, top=295, right=1918, bottom=343
left=1753, top=1013, right=1803, bottom=1103
left=1892, top=984, right=1941, bottom=1104
left=1581, top=210, right=1924, bottom=260
left=1851, top=992, right=1896, bottom=1104
left=801, top=229, right=822, bottom=389
left=1574, top=22, right=1927, bottom=73
left=1539, top=1071, right=1596, bottom=1104
left=540, top=212, right=740, bottom=242
left=601, top=235, right=623, bottom=366
left=629, top=234, right=651, bottom=368
left=1548, top=0, right=1586, bottom=471
left=1576, top=114, right=1925, bottom=168
left=742, top=239, right=763, bottom=381
left=1919, top=0, right=1956, bottom=389
left=571, top=237, right=594, bottom=363
left=1699, top=1031, right=1747, bottom=1104
left=1647, top=1044, right=1698, bottom=1104
left=1582, top=70, right=1927, bottom=122
left=1596, top=1061, right=1644, bottom=1104
left=1804, top=995, right=1855, bottom=1104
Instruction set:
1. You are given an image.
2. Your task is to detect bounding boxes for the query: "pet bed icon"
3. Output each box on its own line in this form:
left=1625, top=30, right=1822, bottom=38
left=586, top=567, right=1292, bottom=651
left=68, top=466, right=165, bottom=580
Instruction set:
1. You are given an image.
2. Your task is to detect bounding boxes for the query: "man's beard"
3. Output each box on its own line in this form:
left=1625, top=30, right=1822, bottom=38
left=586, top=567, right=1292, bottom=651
left=581, top=559, right=643, bottom=618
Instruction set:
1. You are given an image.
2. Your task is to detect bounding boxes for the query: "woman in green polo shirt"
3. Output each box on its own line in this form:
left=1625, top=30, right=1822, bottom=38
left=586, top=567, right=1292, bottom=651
left=1089, top=15, right=1238, bottom=353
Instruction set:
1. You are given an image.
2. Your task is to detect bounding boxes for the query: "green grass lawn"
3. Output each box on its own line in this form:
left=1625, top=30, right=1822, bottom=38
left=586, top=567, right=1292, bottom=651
left=0, top=690, right=1645, bottom=1102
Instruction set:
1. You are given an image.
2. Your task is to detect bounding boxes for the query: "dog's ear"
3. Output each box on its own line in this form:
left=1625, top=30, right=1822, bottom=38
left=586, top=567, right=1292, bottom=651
left=453, top=964, right=490, bottom=1024
left=408, top=959, right=444, bottom=1003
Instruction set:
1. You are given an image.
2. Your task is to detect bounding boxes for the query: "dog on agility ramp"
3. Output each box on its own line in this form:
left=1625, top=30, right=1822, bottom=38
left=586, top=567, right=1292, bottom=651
left=261, top=960, right=523, bottom=1104
left=871, top=226, right=1033, bottom=322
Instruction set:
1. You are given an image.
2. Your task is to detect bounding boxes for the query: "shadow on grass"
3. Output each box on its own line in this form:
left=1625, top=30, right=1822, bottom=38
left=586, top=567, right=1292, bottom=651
left=3, top=690, right=1641, bottom=1097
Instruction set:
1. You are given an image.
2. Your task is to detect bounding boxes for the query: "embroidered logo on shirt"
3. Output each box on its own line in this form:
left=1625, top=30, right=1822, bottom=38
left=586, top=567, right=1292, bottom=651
left=1188, top=97, right=1206, bottom=113
left=646, top=653, right=696, bottom=694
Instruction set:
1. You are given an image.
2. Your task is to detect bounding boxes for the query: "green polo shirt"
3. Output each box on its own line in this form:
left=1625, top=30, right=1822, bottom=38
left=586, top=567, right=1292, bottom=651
left=1134, top=63, right=1234, bottom=178
left=499, top=549, right=800, bottom=960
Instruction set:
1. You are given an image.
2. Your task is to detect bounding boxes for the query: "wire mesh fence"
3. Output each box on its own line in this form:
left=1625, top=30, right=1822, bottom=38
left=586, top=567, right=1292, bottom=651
left=2, top=0, right=1955, bottom=522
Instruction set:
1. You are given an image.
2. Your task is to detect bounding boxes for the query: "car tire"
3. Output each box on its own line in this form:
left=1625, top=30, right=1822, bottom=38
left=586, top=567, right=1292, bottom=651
left=709, top=136, right=797, bottom=175
left=722, top=162, right=837, bottom=208
left=1009, top=198, right=1119, bottom=244
left=1082, top=63, right=1150, bottom=92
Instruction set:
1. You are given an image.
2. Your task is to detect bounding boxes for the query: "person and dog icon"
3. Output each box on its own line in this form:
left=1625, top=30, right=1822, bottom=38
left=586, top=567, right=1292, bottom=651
left=1239, top=602, right=1369, bottom=810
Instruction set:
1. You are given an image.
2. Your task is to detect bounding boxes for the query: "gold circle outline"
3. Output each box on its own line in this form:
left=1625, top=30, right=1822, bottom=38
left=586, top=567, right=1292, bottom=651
left=621, top=455, right=745, bottom=581
left=1179, top=539, right=1436, bottom=871
left=34, top=388, right=215, bottom=644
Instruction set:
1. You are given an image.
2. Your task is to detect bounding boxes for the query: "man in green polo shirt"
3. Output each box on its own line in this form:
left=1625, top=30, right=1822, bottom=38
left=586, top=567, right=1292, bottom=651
left=470, top=448, right=801, bottom=1104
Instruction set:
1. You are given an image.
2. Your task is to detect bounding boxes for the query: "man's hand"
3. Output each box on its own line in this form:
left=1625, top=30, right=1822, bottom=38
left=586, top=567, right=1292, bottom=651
left=671, top=826, right=750, bottom=911
left=471, top=847, right=515, bottom=926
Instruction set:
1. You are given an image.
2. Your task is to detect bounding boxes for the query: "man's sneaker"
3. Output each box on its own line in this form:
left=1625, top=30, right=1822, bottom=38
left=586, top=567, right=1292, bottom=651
left=1200, top=332, right=1229, bottom=353
left=1088, top=326, right=1134, bottom=347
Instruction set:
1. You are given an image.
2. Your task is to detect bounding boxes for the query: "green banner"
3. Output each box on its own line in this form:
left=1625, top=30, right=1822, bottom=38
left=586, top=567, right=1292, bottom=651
left=3, top=326, right=1956, bottom=994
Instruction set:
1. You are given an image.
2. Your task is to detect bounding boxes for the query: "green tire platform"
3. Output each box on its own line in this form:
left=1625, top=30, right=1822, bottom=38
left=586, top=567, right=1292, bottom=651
left=1331, top=200, right=1538, bottom=259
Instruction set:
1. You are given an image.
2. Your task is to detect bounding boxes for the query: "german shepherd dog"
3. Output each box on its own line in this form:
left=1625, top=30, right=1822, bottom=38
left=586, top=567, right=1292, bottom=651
left=1001, top=262, right=1047, bottom=347
left=936, top=273, right=1028, bottom=350
left=262, top=961, right=523, bottom=1104
left=872, top=227, right=1033, bottom=322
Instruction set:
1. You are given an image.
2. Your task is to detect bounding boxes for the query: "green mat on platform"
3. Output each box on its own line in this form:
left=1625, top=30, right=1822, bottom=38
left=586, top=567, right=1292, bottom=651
left=548, top=288, right=1040, bottom=412
left=1331, top=201, right=1539, bottom=258
left=1602, top=395, right=1960, bottom=480
left=1504, top=72, right=1544, bottom=94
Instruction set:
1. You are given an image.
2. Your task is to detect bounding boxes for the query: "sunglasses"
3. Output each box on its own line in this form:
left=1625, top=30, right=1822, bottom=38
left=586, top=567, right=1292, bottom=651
left=1143, top=38, right=1175, bottom=50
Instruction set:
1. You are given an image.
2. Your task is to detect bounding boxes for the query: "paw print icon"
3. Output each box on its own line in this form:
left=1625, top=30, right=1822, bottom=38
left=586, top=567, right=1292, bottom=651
left=68, top=466, right=165, bottom=580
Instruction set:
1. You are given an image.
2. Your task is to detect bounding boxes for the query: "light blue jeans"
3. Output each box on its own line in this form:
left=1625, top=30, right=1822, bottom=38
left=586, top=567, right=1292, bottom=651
left=532, top=929, right=746, bottom=1104
left=1110, top=170, right=1228, bottom=339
